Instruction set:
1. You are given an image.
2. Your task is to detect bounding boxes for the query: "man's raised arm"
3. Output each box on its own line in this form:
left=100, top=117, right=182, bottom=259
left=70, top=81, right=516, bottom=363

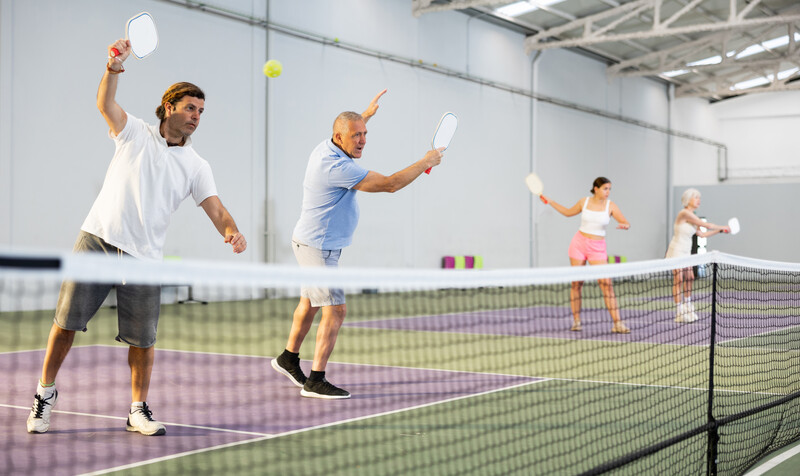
left=97, top=39, right=130, bottom=136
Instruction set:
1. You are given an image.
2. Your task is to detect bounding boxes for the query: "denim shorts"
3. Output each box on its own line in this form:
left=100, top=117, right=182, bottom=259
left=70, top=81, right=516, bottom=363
left=291, top=239, right=345, bottom=307
left=54, top=231, right=161, bottom=348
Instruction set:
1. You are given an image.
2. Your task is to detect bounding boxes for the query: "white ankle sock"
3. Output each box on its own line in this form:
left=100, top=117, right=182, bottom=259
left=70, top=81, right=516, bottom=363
left=37, top=381, right=55, bottom=397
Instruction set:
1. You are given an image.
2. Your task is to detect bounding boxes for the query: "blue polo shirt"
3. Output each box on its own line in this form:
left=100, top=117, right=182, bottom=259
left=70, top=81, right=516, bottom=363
left=292, top=139, right=369, bottom=250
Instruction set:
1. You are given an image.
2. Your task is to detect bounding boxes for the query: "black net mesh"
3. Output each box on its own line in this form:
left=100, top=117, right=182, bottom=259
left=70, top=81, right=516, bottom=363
left=1, top=252, right=798, bottom=475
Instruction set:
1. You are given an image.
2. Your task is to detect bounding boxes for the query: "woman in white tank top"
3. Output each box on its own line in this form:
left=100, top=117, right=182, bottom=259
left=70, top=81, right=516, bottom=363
left=667, top=189, right=729, bottom=323
left=540, top=177, right=631, bottom=334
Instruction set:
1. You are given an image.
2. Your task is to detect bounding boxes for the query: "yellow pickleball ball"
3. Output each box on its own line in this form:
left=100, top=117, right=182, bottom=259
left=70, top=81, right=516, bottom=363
left=263, top=59, right=282, bottom=78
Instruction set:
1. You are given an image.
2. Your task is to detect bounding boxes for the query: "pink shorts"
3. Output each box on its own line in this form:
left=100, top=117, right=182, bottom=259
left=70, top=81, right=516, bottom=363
left=568, top=231, right=608, bottom=262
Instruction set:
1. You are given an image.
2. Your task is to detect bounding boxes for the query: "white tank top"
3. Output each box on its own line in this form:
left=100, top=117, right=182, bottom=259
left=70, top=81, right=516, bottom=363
left=578, top=197, right=611, bottom=237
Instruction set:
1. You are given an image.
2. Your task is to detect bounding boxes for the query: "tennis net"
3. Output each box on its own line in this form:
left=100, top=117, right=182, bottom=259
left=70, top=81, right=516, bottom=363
left=1, top=250, right=799, bottom=475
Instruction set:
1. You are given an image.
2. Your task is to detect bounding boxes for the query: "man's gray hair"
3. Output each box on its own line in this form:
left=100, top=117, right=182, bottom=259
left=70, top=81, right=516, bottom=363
left=681, top=188, right=701, bottom=208
left=332, top=111, right=364, bottom=134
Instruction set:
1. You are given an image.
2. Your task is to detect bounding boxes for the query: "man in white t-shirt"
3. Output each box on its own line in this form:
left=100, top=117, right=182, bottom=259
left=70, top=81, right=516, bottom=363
left=271, top=90, right=443, bottom=399
left=26, top=38, right=247, bottom=436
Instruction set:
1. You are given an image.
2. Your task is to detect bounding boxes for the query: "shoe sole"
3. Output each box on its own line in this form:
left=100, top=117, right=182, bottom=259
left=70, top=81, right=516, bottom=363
left=26, top=422, right=48, bottom=434
left=271, top=359, right=305, bottom=388
left=126, top=425, right=166, bottom=436
left=300, top=389, right=351, bottom=400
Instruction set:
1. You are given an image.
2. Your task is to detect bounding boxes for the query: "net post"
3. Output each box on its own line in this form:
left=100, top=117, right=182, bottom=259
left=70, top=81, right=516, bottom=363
left=706, top=261, right=719, bottom=476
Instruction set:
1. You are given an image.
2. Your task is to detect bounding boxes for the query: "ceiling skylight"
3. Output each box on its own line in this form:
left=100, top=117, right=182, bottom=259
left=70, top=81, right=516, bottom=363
left=731, top=67, right=800, bottom=91
left=495, top=0, right=564, bottom=17
left=731, top=33, right=800, bottom=59
left=663, top=69, right=690, bottom=77
left=687, top=55, right=721, bottom=67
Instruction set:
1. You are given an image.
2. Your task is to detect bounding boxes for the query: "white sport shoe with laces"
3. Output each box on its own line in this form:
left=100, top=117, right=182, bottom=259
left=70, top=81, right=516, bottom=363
left=126, top=402, right=166, bottom=436
left=674, top=303, right=687, bottom=323
left=684, top=301, right=699, bottom=322
left=26, top=388, right=58, bottom=433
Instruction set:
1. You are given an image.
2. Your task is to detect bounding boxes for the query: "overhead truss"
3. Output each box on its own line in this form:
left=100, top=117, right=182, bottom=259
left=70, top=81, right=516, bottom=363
left=413, top=0, right=800, bottom=100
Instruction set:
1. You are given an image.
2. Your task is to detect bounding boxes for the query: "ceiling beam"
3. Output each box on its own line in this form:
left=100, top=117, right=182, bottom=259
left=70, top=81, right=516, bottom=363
left=609, top=27, right=800, bottom=78
left=524, top=0, right=800, bottom=53
left=677, top=77, right=800, bottom=99
left=412, top=0, right=506, bottom=17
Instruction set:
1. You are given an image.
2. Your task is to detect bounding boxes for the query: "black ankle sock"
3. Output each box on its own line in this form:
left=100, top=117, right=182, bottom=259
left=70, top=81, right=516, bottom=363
left=281, top=349, right=300, bottom=361
left=309, top=370, right=325, bottom=382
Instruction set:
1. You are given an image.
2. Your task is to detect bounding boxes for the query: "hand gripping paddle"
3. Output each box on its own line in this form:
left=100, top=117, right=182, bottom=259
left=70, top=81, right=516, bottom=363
left=425, top=112, right=458, bottom=174
left=727, top=217, right=740, bottom=235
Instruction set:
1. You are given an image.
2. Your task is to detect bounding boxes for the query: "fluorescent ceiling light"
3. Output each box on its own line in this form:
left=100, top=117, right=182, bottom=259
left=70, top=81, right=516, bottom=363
left=495, top=0, right=564, bottom=17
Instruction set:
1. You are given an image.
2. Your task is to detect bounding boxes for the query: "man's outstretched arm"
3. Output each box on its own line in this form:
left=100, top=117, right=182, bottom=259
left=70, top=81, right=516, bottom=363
left=353, top=148, right=443, bottom=193
left=200, top=196, right=247, bottom=253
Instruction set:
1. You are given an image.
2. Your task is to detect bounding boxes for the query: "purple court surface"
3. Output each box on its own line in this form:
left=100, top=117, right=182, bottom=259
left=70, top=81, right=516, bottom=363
left=346, top=305, right=800, bottom=346
left=1, top=346, right=538, bottom=475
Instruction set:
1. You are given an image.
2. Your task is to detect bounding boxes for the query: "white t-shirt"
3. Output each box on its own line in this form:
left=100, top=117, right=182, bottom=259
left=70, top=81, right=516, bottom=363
left=81, top=113, right=218, bottom=260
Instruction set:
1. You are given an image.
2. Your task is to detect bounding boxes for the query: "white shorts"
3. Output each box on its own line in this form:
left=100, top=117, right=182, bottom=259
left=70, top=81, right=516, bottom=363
left=291, top=239, right=345, bottom=307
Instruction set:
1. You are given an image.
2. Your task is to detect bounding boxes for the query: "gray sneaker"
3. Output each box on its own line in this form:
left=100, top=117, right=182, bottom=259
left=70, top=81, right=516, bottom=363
left=27, top=389, right=58, bottom=433
left=301, top=378, right=351, bottom=399
left=126, top=403, right=166, bottom=436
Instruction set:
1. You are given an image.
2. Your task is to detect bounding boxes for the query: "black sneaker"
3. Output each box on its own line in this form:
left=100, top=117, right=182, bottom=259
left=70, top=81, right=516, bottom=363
left=301, top=378, right=350, bottom=399
left=271, top=355, right=307, bottom=388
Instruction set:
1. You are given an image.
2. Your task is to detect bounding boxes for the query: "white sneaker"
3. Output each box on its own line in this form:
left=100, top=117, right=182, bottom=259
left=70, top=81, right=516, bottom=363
left=27, top=388, right=58, bottom=433
left=684, top=302, right=699, bottom=322
left=126, top=403, right=166, bottom=436
left=674, top=303, right=686, bottom=323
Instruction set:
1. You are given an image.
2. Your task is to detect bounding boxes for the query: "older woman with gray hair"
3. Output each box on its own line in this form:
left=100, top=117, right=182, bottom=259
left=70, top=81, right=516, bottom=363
left=666, top=188, right=729, bottom=323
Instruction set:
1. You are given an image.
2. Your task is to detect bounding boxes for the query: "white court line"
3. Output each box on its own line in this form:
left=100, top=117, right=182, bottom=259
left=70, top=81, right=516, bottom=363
left=744, top=443, right=800, bottom=476
left=6, top=345, right=792, bottom=474
left=348, top=311, right=717, bottom=348
left=721, top=322, right=800, bottom=349
left=4, top=344, right=788, bottom=403
left=78, top=378, right=548, bottom=475
left=0, top=403, right=270, bottom=437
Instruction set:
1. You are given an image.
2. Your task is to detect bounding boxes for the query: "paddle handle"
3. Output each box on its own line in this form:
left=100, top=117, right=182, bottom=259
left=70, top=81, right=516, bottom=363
left=424, top=167, right=431, bottom=175
left=110, top=47, right=120, bottom=57
left=539, top=195, right=548, bottom=205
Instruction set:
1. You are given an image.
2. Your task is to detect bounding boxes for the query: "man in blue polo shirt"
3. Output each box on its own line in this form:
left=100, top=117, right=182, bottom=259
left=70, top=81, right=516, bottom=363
left=272, top=89, right=443, bottom=399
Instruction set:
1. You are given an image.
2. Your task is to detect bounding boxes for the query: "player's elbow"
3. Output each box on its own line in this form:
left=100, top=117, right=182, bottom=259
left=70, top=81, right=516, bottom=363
left=380, top=176, right=404, bottom=193
left=384, top=182, right=401, bottom=193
